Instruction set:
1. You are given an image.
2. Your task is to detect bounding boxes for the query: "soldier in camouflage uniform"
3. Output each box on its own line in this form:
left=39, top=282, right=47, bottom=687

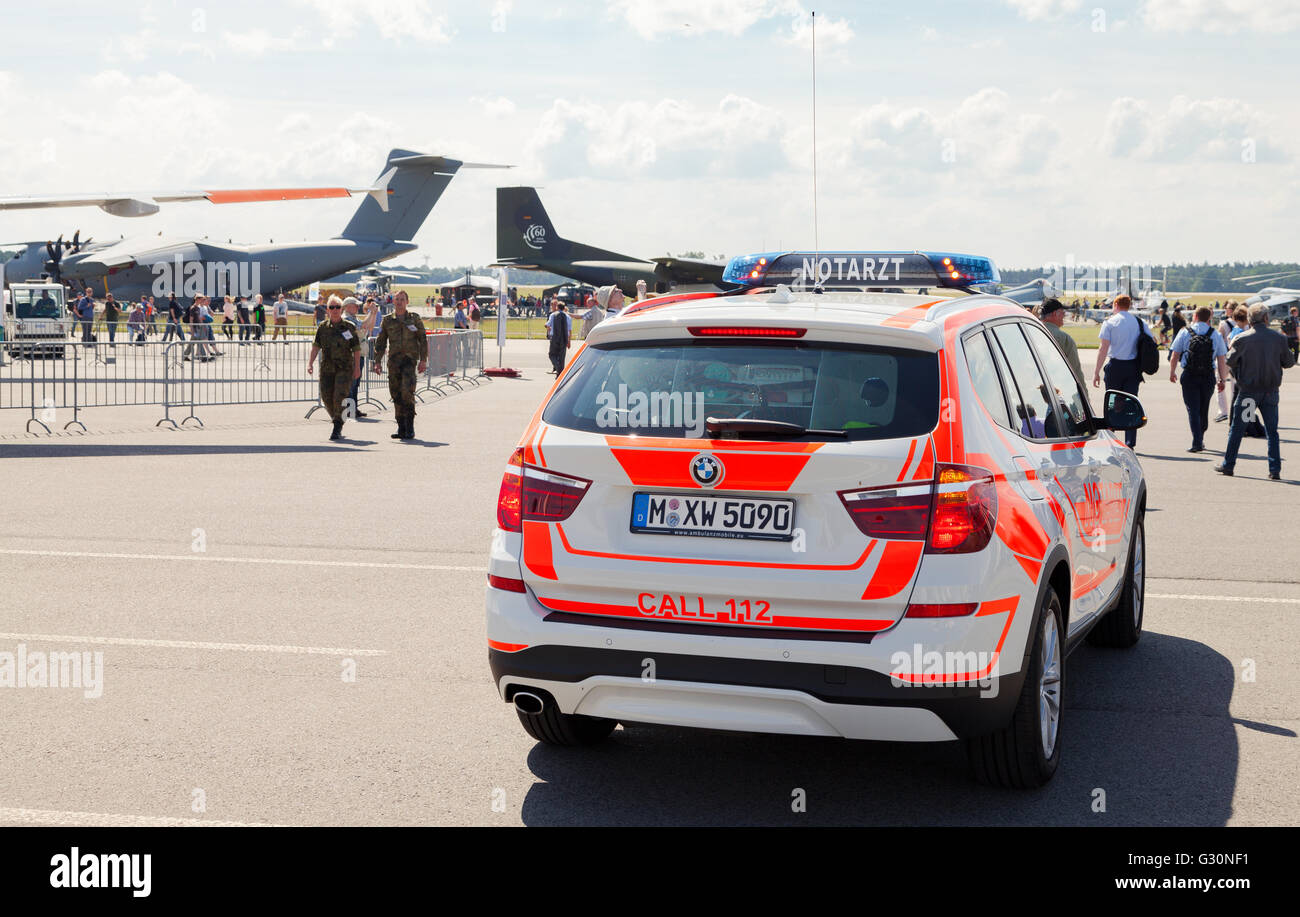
left=308, top=295, right=362, bottom=441
left=373, top=290, right=428, bottom=440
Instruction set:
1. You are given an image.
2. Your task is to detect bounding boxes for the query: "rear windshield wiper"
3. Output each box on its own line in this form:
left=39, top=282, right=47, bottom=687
left=705, top=416, right=847, bottom=439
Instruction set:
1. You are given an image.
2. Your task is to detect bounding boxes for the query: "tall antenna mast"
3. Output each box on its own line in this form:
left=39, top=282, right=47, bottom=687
left=811, top=10, right=820, bottom=274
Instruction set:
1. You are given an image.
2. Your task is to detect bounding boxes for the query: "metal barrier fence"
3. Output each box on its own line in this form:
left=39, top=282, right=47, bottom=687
left=0, top=329, right=485, bottom=432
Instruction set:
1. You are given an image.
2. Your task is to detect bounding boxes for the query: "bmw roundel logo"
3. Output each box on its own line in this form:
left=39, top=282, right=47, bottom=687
left=690, top=452, right=724, bottom=488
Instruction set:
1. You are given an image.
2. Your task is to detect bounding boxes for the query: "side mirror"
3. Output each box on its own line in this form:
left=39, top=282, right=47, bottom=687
left=1101, top=390, right=1147, bottom=430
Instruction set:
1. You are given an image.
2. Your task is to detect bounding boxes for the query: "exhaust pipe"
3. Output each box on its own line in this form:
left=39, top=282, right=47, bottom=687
left=513, top=691, right=545, bottom=716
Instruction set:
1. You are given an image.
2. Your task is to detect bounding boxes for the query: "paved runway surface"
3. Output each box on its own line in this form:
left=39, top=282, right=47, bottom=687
left=1, top=341, right=1296, bottom=825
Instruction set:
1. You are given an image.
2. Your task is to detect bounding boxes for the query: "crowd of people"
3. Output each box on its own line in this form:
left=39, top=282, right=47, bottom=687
left=65, top=288, right=298, bottom=347
left=1061, top=293, right=1297, bottom=480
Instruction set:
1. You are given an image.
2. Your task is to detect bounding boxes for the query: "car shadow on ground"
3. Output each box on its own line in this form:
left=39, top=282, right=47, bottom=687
left=519, top=632, right=1255, bottom=826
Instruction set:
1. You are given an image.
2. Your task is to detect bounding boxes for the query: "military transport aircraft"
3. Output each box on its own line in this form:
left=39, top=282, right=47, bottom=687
left=1, top=150, right=507, bottom=302
left=495, top=186, right=725, bottom=295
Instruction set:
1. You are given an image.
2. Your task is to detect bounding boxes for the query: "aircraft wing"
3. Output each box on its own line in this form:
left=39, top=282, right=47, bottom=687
left=650, top=256, right=727, bottom=284
left=0, top=182, right=396, bottom=219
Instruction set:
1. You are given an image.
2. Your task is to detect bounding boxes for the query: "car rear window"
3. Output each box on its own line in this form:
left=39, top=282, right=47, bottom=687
left=541, top=340, right=940, bottom=441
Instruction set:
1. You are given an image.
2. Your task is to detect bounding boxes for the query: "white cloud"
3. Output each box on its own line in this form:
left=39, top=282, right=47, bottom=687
left=1140, top=0, right=1300, bottom=33
left=608, top=0, right=848, bottom=42
left=845, top=87, right=1062, bottom=176
left=1101, top=95, right=1288, bottom=162
left=1003, top=0, right=1085, bottom=21
left=472, top=96, right=517, bottom=118
left=529, top=94, right=787, bottom=180
left=293, top=0, right=452, bottom=45
left=221, top=28, right=307, bottom=56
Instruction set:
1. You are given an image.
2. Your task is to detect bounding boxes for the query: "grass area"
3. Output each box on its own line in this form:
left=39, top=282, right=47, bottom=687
left=1062, top=323, right=1102, bottom=349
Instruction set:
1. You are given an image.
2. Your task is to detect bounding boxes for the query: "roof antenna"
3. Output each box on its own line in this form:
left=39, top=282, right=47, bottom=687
left=810, top=10, right=820, bottom=291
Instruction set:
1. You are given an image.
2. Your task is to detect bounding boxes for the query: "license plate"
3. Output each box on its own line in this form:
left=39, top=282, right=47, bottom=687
left=630, top=492, right=795, bottom=541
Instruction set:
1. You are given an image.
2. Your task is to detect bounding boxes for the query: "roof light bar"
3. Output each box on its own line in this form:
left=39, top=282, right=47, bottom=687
left=721, top=251, right=1000, bottom=291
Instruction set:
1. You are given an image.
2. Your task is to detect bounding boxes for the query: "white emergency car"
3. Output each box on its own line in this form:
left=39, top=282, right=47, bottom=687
left=486, top=251, right=1149, bottom=787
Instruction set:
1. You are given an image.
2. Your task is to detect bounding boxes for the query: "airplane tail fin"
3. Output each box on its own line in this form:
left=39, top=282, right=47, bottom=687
left=496, top=186, right=632, bottom=266
left=341, top=150, right=507, bottom=242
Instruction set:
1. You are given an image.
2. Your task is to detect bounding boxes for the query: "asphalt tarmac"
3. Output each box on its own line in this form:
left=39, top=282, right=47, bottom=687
left=0, top=342, right=1296, bottom=826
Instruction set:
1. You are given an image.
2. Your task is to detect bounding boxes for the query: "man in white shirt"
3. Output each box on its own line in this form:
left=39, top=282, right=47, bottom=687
left=1092, top=294, right=1155, bottom=449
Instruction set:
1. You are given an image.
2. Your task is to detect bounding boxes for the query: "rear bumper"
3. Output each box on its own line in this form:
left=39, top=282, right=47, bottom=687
left=490, top=643, right=1026, bottom=741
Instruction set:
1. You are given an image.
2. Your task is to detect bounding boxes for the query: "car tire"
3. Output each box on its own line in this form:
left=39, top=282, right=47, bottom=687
left=966, top=589, right=1064, bottom=789
left=1087, top=513, right=1144, bottom=648
left=515, top=704, right=616, bottom=747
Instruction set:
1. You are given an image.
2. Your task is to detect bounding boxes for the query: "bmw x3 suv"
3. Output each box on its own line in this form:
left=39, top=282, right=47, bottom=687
left=486, top=251, right=1148, bottom=788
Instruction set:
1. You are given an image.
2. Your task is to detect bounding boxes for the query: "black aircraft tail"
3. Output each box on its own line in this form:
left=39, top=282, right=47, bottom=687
left=496, top=186, right=639, bottom=267
left=340, top=150, right=466, bottom=243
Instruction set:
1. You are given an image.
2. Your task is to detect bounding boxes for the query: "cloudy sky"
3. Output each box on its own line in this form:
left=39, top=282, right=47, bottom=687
left=1, top=0, right=1296, bottom=270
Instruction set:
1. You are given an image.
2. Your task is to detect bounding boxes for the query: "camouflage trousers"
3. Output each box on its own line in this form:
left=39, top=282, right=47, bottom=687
left=319, top=365, right=354, bottom=422
left=388, top=356, right=418, bottom=421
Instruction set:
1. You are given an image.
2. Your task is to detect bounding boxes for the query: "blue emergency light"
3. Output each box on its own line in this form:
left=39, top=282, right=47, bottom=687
left=721, top=251, right=1000, bottom=291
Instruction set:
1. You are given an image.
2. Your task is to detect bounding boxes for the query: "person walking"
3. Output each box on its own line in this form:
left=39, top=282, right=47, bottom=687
left=1281, top=305, right=1299, bottom=363
left=546, top=297, right=570, bottom=376
left=1038, top=298, right=1085, bottom=386
left=1216, top=304, right=1296, bottom=479
left=127, top=301, right=146, bottom=345
left=76, top=288, right=95, bottom=343
left=1168, top=306, right=1228, bottom=453
left=252, top=294, right=266, bottom=341
left=1157, top=303, right=1171, bottom=346
left=235, top=295, right=251, bottom=344
left=372, top=290, right=428, bottom=441
left=221, top=295, right=236, bottom=339
left=307, top=295, right=361, bottom=441
left=272, top=294, right=289, bottom=341
left=163, top=293, right=185, bottom=342
left=1092, top=294, right=1155, bottom=449
left=103, top=293, right=121, bottom=345
left=342, top=296, right=376, bottom=418
left=144, top=296, right=158, bottom=337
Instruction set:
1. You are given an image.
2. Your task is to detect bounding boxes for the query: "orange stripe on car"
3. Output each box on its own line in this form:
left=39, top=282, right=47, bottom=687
left=880, top=300, right=941, bottom=329
left=487, top=639, right=529, bottom=652
left=896, top=438, right=918, bottom=481
left=911, top=437, right=935, bottom=481
left=861, top=540, right=924, bottom=600
left=522, top=520, right=557, bottom=580
left=610, top=448, right=812, bottom=491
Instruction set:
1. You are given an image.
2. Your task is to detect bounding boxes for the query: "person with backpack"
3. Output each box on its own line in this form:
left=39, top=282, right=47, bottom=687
left=1093, top=294, right=1157, bottom=449
left=469, top=299, right=481, bottom=329
left=1169, top=306, right=1228, bottom=453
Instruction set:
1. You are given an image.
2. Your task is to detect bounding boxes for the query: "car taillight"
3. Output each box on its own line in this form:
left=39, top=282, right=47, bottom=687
left=487, top=574, right=526, bottom=593
left=838, top=482, right=932, bottom=540
left=522, top=465, right=591, bottom=522
left=905, top=603, right=978, bottom=618
left=926, top=463, right=997, bottom=554
left=497, top=448, right=524, bottom=531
